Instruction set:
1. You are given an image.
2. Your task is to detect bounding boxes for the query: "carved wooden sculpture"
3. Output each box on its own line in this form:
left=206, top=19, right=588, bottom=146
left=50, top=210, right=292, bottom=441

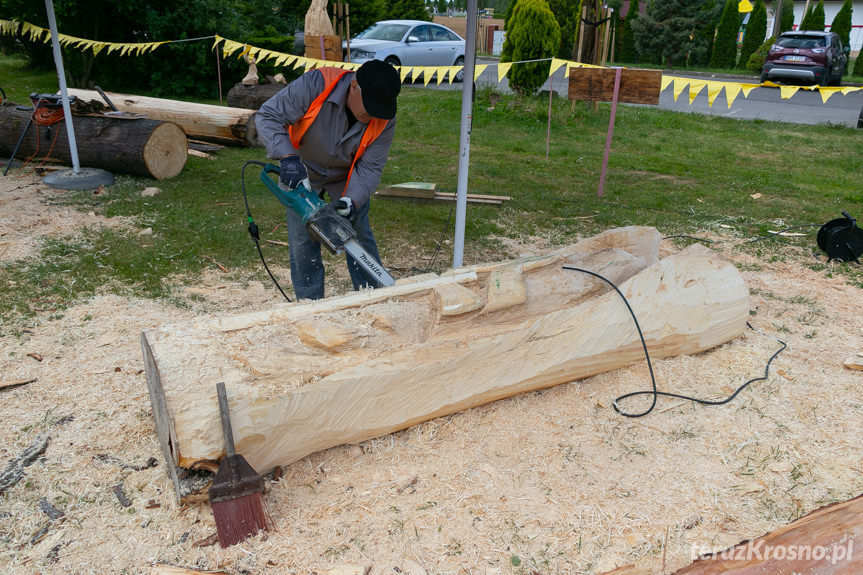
left=142, top=227, right=750, bottom=501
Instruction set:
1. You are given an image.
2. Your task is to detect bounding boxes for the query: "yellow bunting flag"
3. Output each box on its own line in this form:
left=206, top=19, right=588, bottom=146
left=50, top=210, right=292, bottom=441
left=661, top=75, right=673, bottom=91
left=399, top=66, right=411, bottom=82
left=724, top=83, right=742, bottom=108
left=738, top=0, right=753, bottom=12
left=433, top=67, right=446, bottom=85
left=548, top=58, right=567, bottom=78
left=446, top=66, right=459, bottom=83
left=672, top=77, right=690, bottom=102
left=274, top=53, right=293, bottom=67
left=818, top=87, right=842, bottom=103
left=841, top=86, right=862, bottom=95
left=706, top=81, right=725, bottom=107
left=0, top=19, right=20, bottom=36
left=688, top=79, right=707, bottom=104
left=474, top=64, right=488, bottom=81
left=497, top=62, right=513, bottom=82
left=423, top=68, right=435, bottom=86
left=740, top=83, right=760, bottom=97
left=779, top=85, right=800, bottom=99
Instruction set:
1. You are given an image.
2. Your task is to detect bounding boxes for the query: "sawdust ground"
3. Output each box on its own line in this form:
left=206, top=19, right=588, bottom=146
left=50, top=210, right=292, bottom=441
left=1, top=176, right=862, bottom=575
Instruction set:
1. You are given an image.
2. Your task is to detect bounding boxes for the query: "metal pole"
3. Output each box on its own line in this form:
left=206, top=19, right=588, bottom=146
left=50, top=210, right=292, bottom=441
left=44, top=0, right=80, bottom=173
left=452, top=0, right=478, bottom=269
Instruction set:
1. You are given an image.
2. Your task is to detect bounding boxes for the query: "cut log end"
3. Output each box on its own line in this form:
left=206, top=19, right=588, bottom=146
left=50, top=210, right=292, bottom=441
left=143, top=122, right=188, bottom=180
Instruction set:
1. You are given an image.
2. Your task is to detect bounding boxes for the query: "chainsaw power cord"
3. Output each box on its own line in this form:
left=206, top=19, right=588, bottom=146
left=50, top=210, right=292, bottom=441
left=562, top=266, right=787, bottom=418
left=241, top=160, right=293, bottom=302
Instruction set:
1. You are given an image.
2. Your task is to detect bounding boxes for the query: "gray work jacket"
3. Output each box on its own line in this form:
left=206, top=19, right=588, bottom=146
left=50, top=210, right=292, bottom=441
left=255, top=69, right=396, bottom=207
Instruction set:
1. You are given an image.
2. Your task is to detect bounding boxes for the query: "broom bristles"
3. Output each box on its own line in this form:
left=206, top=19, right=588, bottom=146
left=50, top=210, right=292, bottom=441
left=211, top=492, right=269, bottom=548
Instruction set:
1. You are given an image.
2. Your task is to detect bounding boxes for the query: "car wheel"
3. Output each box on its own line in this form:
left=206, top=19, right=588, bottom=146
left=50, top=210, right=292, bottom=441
left=453, top=56, right=465, bottom=83
left=820, top=65, right=832, bottom=87
left=384, top=56, right=401, bottom=68
left=760, top=70, right=768, bottom=84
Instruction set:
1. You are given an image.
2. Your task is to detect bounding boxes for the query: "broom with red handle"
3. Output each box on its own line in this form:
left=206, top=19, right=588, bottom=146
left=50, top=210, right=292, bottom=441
left=209, top=381, right=269, bottom=547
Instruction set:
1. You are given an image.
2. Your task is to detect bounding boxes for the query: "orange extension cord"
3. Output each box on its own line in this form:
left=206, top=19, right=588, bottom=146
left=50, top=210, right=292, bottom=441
left=19, top=101, right=66, bottom=174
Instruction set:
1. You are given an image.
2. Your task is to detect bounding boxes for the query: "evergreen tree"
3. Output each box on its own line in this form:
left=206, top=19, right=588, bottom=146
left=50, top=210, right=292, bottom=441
left=747, top=34, right=774, bottom=73
left=709, top=0, right=740, bottom=68
left=547, top=0, right=581, bottom=58
left=502, top=0, right=561, bottom=95
left=779, top=0, right=794, bottom=33
left=855, top=52, right=863, bottom=77
left=737, top=0, right=766, bottom=68
left=632, top=0, right=717, bottom=68
left=388, top=0, right=432, bottom=20
left=504, top=0, right=521, bottom=28
left=692, top=0, right=720, bottom=66
left=436, top=0, right=449, bottom=14
left=799, top=0, right=824, bottom=31
left=830, top=0, right=852, bottom=53
left=617, top=7, right=640, bottom=62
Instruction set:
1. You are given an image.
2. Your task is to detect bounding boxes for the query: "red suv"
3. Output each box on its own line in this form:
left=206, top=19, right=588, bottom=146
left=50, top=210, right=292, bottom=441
left=761, top=31, right=849, bottom=86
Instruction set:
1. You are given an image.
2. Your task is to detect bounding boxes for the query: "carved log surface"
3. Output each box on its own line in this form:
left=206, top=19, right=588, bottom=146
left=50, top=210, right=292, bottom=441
left=142, top=227, right=750, bottom=501
left=226, top=83, right=285, bottom=110
left=65, top=89, right=260, bottom=147
left=672, top=493, right=863, bottom=575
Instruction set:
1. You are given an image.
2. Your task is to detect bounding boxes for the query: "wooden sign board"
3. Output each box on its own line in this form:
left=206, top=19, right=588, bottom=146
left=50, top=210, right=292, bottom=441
left=568, top=67, right=662, bottom=105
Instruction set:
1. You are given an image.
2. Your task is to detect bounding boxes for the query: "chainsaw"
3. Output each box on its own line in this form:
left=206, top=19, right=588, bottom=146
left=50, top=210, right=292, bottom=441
left=258, top=163, right=395, bottom=288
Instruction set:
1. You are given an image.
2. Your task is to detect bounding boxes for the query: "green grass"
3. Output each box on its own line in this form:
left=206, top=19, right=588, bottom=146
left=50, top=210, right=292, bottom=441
left=1, top=55, right=862, bottom=326
left=0, top=53, right=58, bottom=103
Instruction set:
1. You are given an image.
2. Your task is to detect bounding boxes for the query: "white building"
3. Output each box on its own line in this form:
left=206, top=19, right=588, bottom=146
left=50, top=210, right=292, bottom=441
left=765, top=0, right=863, bottom=53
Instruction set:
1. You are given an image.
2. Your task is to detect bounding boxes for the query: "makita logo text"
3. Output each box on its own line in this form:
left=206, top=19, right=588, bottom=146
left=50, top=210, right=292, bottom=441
left=360, top=253, right=384, bottom=278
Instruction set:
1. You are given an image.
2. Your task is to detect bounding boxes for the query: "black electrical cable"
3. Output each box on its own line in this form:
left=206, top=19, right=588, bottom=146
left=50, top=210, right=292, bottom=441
left=240, top=160, right=292, bottom=302
left=562, top=265, right=787, bottom=418
left=662, top=234, right=715, bottom=244
left=413, top=200, right=455, bottom=275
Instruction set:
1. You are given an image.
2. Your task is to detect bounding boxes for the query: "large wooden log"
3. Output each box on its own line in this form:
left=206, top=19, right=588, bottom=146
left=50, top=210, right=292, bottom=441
left=0, top=103, right=187, bottom=179
left=65, top=89, right=260, bottom=147
left=142, top=227, right=750, bottom=502
left=226, top=82, right=285, bottom=110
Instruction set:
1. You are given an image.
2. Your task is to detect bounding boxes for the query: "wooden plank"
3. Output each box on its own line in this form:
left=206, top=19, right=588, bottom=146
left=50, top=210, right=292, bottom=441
left=568, top=67, right=663, bottom=105
left=671, top=493, right=863, bottom=574
left=382, top=182, right=436, bottom=199
left=376, top=189, right=511, bottom=204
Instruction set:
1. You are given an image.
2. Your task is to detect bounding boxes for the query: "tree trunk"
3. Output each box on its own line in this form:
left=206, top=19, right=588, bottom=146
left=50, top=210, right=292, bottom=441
left=64, top=89, right=260, bottom=147
left=226, top=83, right=285, bottom=110
left=0, top=103, right=187, bottom=180
left=141, top=227, right=750, bottom=502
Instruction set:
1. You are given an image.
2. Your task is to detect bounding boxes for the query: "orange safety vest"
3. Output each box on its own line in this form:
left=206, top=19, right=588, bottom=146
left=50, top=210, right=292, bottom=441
left=288, top=67, right=388, bottom=196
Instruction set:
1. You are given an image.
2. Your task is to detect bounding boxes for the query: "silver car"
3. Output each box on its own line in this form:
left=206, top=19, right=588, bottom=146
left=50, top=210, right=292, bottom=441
left=345, top=20, right=466, bottom=82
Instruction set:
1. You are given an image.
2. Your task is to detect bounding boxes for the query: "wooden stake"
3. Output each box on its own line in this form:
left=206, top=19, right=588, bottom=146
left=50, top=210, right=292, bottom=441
left=345, top=3, right=351, bottom=62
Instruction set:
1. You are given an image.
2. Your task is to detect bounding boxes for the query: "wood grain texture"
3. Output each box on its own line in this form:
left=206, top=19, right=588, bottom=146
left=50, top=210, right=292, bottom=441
left=64, top=89, right=260, bottom=147
left=568, top=67, right=663, bottom=104
left=0, top=106, right=187, bottom=179
left=142, top=227, right=749, bottom=501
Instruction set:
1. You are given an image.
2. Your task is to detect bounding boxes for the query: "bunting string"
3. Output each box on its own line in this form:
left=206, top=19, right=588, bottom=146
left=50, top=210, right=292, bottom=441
left=1, top=18, right=860, bottom=107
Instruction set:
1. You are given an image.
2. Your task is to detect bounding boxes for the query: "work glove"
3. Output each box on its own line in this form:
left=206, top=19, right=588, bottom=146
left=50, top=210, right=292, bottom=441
left=335, top=197, right=355, bottom=219
left=279, top=155, right=307, bottom=189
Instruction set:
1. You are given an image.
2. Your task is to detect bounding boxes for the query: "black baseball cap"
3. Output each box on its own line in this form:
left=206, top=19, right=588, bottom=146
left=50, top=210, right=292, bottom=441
left=355, top=59, right=401, bottom=120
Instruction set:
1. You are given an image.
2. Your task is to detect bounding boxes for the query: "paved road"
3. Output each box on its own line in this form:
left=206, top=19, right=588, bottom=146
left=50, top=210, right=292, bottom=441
left=426, top=62, right=863, bottom=128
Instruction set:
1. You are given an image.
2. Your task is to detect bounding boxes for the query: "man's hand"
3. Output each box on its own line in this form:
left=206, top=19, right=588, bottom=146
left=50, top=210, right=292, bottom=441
left=335, top=197, right=355, bottom=219
left=279, top=155, right=307, bottom=189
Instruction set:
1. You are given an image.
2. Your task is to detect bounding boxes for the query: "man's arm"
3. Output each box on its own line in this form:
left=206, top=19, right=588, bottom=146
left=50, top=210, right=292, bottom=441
left=254, top=71, right=325, bottom=159
left=343, top=118, right=397, bottom=207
